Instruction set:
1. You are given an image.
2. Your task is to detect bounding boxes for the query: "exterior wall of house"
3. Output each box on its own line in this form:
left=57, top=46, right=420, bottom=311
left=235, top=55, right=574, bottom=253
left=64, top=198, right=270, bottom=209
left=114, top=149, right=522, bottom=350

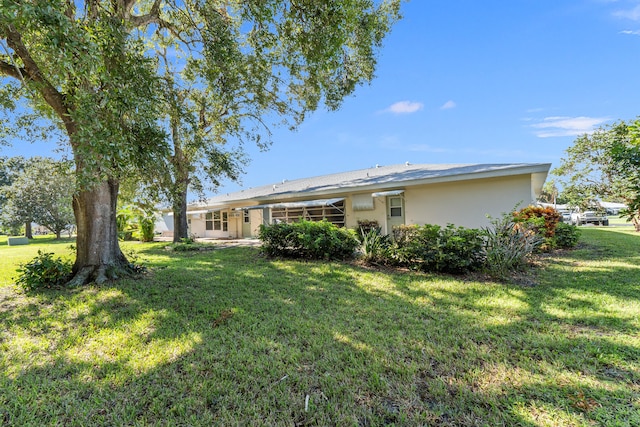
left=168, top=168, right=543, bottom=238
left=227, top=211, right=241, bottom=238
left=345, top=194, right=389, bottom=233
left=203, top=208, right=238, bottom=239
left=344, top=175, right=532, bottom=232
left=189, top=210, right=241, bottom=239
left=159, top=214, right=173, bottom=232
left=248, top=209, right=263, bottom=237
left=189, top=215, right=206, bottom=238
left=404, top=174, right=533, bottom=229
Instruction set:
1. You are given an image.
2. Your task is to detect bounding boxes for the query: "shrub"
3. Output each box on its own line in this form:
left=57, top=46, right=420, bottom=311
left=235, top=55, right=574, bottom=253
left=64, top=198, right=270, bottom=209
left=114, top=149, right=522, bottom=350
left=513, top=206, right=562, bottom=251
left=259, top=220, right=359, bottom=260
left=15, top=250, right=72, bottom=292
left=391, top=224, right=484, bottom=274
left=166, top=238, right=212, bottom=252
left=116, top=205, right=137, bottom=241
left=258, top=222, right=297, bottom=257
left=359, top=227, right=391, bottom=264
left=513, top=206, right=561, bottom=237
left=136, top=215, right=156, bottom=242
left=554, top=222, right=581, bottom=248
left=483, top=213, right=543, bottom=279
left=118, top=206, right=156, bottom=242
left=357, top=220, right=380, bottom=237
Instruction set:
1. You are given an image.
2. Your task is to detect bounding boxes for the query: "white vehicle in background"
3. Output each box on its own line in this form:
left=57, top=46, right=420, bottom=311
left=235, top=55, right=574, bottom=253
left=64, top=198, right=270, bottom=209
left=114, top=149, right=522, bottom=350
left=537, top=203, right=574, bottom=223
left=569, top=208, right=609, bottom=226
left=557, top=208, right=572, bottom=223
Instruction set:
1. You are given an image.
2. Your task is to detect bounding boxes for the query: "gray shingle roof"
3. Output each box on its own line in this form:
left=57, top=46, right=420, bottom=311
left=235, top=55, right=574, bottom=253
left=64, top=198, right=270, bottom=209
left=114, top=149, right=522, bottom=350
left=198, top=162, right=551, bottom=207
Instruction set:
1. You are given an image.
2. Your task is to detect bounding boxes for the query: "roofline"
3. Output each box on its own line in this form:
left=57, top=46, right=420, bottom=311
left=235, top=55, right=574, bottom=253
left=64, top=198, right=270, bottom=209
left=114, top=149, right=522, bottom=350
left=195, top=163, right=551, bottom=209
left=265, top=163, right=551, bottom=201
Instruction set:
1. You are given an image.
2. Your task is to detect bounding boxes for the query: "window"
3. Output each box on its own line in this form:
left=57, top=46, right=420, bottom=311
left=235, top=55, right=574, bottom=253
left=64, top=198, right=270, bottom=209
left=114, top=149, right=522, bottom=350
left=352, top=194, right=374, bottom=211
left=213, top=210, right=221, bottom=230
left=389, top=197, right=403, bottom=217
left=270, top=200, right=345, bottom=227
left=243, top=209, right=250, bottom=223
left=205, top=210, right=229, bottom=232
left=205, top=212, right=213, bottom=230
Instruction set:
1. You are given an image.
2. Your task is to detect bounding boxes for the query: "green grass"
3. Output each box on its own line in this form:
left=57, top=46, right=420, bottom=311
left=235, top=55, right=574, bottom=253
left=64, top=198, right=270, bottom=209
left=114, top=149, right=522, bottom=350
left=606, top=214, right=636, bottom=227
left=1, top=230, right=638, bottom=426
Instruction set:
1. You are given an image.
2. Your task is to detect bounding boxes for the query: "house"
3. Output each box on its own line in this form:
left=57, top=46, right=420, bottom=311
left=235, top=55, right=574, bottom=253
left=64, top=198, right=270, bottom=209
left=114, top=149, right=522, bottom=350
left=599, top=201, right=627, bottom=215
left=160, top=162, right=551, bottom=238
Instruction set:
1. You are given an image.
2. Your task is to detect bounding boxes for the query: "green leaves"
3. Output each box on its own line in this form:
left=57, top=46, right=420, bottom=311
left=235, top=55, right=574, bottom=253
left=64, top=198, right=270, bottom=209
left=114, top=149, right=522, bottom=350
left=0, top=157, right=75, bottom=237
left=2, top=1, right=402, bottom=280
left=392, top=224, right=485, bottom=274
left=258, top=219, right=359, bottom=260
left=3, top=0, right=401, bottom=189
left=553, top=119, right=640, bottom=230
left=15, top=250, right=73, bottom=292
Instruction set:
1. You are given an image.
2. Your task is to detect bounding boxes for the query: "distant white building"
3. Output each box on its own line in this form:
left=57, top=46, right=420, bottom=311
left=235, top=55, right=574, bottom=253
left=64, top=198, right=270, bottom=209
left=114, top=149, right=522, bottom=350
left=599, top=201, right=627, bottom=215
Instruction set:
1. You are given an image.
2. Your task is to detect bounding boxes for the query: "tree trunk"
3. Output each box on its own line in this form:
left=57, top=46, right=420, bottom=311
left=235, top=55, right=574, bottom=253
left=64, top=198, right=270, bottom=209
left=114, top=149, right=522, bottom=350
left=24, top=221, right=33, bottom=239
left=170, top=120, right=191, bottom=243
left=172, top=187, right=189, bottom=243
left=68, top=178, right=133, bottom=286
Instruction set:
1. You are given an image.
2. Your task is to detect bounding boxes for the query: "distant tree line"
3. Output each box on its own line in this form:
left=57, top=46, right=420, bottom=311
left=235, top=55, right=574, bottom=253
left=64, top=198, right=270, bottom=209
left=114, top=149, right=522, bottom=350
left=0, top=156, right=75, bottom=238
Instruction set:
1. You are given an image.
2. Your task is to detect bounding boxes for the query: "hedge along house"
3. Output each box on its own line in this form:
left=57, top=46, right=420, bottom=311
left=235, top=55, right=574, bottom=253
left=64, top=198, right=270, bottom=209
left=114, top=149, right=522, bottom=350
left=160, top=163, right=551, bottom=239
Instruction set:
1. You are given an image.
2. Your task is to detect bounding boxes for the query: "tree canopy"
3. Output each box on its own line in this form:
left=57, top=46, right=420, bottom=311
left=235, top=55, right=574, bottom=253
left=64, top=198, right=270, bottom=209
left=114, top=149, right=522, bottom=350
left=1, top=1, right=402, bottom=284
left=0, top=157, right=75, bottom=238
left=0, top=155, right=25, bottom=235
left=553, top=120, right=640, bottom=230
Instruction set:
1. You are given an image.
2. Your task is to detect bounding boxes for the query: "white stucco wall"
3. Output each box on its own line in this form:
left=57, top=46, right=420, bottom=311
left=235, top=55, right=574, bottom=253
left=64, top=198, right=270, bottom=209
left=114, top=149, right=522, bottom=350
left=344, top=174, right=534, bottom=231
left=346, top=195, right=388, bottom=232
left=178, top=170, right=541, bottom=237
left=404, top=174, right=533, bottom=229
left=189, top=216, right=206, bottom=238
left=249, top=209, right=264, bottom=237
left=157, top=214, right=172, bottom=232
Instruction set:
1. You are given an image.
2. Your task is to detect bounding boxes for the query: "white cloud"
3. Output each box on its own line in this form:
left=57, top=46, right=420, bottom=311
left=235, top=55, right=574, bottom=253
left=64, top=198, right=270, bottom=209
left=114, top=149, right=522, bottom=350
left=530, top=116, right=610, bottom=138
left=613, top=4, right=640, bottom=20
left=384, top=101, right=424, bottom=114
left=620, top=29, right=640, bottom=35
left=440, top=100, right=457, bottom=110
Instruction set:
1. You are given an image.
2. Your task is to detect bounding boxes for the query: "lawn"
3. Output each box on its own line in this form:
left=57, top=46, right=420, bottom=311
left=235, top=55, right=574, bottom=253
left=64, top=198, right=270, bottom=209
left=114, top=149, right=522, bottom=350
left=607, top=215, right=637, bottom=227
left=0, top=229, right=638, bottom=426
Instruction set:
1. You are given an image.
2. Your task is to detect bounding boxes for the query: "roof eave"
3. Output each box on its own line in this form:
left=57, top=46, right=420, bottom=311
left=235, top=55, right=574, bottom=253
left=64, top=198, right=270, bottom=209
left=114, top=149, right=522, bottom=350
left=243, top=163, right=552, bottom=203
left=191, top=163, right=552, bottom=209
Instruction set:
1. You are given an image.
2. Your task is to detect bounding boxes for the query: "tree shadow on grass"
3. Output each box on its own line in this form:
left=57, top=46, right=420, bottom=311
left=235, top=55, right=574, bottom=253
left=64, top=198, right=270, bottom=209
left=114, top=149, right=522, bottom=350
left=1, top=243, right=639, bottom=426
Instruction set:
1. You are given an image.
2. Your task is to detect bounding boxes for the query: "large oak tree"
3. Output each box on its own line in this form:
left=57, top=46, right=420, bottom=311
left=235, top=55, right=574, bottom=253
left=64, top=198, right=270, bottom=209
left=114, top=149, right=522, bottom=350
left=1, top=0, right=401, bottom=284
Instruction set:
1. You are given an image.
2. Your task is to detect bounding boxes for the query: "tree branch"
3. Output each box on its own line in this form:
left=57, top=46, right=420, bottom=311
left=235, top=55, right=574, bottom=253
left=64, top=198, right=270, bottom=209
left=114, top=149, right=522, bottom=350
left=121, top=0, right=140, bottom=16
left=4, top=25, right=75, bottom=134
left=0, top=57, right=26, bottom=80
left=64, top=0, right=76, bottom=20
left=129, top=0, right=162, bottom=27
left=85, top=0, right=100, bottom=20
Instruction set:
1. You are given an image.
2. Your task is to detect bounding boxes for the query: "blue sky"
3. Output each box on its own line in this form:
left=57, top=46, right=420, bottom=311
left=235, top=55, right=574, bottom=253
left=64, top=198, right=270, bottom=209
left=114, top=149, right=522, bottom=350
left=3, top=0, right=640, bottom=199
